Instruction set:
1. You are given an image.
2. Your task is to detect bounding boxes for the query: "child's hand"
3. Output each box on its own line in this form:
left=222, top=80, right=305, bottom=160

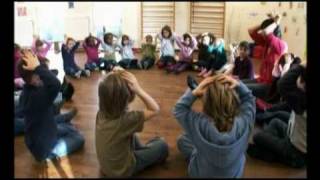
left=120, top=70, right=142, bottom=94
left=192, top=76, right=215, bottom=97
left=216, top=74, right=239, bottom=89
left=21, top=49, right=40, bottom=71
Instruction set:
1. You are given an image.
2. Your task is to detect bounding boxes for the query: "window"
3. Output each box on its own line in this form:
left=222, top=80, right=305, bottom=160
left=141, top=2, right=175, bottom=39
left=190, top=2, right=225, bottom=38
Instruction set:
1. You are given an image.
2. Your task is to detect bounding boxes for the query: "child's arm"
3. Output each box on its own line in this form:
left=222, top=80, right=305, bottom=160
left=174, top=35, right=183, bottom=48
left=190, top=34, right=198, bottom=49
left=21, top=50, right=61, bottom=108
left=119, top=69, right=160, bottom=120
left=43, top=40, right=52, bottom=54
left=95, top=36, right=102, bottom=47
left=71, top=41, right=80, bottom=53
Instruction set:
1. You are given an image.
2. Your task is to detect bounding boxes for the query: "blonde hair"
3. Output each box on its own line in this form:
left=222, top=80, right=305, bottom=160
left=203, top=75, right=240, bottom=132
left=98, top=71, right=135, bottom=119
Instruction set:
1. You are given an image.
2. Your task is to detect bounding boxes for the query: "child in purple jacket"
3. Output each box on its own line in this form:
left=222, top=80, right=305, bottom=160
left=167, top=33, right=197, bottom=74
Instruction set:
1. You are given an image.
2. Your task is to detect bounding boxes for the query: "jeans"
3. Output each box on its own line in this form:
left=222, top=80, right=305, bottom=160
left=65, top=67, right=86, bottom=78
left=242, top=79, right=271, bottom=100
left=196, top=59, right=211, bottom=70
left=157, top=56, right=175, bottom=69
left=48, top=122, right=85, bottom=159
left=249, top=118, right=306, bottom=168
left=176, top=134, right=195, bottom=163
left=167, top=61, right=191, bottom=74
left=99, top=59, right=117, bottom=71
left=118, top=59, right=139, bottom=69
left=256, top=110, right=291, bottom=125
left=140, top=57, right=155, bottom=69
left=85, top=58, right=106, bottom=71
left=132, top=135, right=169, bottom=175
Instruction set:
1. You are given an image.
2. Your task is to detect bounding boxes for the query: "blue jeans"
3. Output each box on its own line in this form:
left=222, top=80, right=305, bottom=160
left=132, top=135, right=169, bottom=175
left=99, top=59, right=117, bottom=71
left=65, top=67, right=86, bottom=78
left=48, top=122, right=85, bottom=159
left=140, top=57, right=155, bottom=69
left=85, top=62, right=98, bottom=71
left=176, top=134, right=195, bottom=163
left=118, top=59, right=139, bottom=69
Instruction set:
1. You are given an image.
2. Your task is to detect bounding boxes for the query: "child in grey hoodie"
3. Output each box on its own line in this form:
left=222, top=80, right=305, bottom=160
left=173, top=74, right=255, bottom=178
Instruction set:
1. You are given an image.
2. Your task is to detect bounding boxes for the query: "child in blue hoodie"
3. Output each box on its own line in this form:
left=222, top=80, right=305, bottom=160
left=173, top=74, right=255, bottom=178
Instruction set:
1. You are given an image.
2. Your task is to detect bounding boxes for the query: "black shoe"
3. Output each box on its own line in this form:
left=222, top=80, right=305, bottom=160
left=187, top=75, right=198, bottom=90
left=62, top=83, right=74, bottom=101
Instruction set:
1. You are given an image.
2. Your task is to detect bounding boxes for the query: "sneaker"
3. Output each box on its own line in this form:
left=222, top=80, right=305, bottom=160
left=75, top=71, right=81, bottom=79
left=84, top=70, right=91, bottom=77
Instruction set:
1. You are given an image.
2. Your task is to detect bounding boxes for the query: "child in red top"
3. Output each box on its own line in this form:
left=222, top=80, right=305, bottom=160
left=243, top=14, right=287, bottom=100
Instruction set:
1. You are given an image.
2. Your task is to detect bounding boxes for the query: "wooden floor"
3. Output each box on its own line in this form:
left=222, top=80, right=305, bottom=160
left=14, top=52, right=306, bottom=178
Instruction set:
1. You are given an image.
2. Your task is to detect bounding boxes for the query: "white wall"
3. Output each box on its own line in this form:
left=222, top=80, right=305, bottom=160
left=15, top=2, right=307, bottom=59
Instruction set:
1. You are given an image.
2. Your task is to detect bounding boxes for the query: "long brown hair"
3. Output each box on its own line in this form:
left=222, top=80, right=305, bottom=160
left=98, top=71, right=135, bottom=119
left=203, top=75, right=240, bottom=132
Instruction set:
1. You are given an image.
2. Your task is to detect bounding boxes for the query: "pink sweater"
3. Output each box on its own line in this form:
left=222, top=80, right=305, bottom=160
left=249, top=29, right=287, bottom=84
left=32, top=40, right=52, bottom=59
left=175, top=35, right=197, bottom=62
left=83, top=38, right=101, bottom=63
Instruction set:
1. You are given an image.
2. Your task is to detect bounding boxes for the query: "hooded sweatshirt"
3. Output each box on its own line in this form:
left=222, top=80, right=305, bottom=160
left=173, top=82, right=255, bottom=178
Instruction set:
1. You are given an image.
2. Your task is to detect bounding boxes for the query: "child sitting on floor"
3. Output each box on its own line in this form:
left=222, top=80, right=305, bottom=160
left=96, top=67, right=168, bottom=177
left=195, top=33, right=216, bottom=77
left=17, top=49, right=84, bottom=162
left=166, top=33, right=197, bottom=74
left=117, top=35, right=140, bottom=69
left=61, top=37, right=90, bottom=79
left=173, top=74, right=255, bottom=178
left=83, top=34, right=104, bottom=71
left=32, top=35, right=52, bottom=59
left=224, top=41, right=254, bottom=80
left=201, top=34, right=227, bottom=78
left=140, top=35, right=156, bottom=70
left=101, top=32, right=119, bottom=71
left=14, top=43, right=25, bottom=89
left=156, top=25, right=176, bottom=70
left=247, top=64, right=306, bottom=168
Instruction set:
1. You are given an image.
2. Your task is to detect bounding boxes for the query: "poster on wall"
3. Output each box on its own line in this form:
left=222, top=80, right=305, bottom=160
left=17, top=6, right=27, bottom=16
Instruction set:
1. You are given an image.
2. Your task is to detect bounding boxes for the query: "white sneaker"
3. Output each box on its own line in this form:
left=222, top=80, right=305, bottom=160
left=85, top=70, right=91, bottom=77
left=75, top=71, right=81, bottom=79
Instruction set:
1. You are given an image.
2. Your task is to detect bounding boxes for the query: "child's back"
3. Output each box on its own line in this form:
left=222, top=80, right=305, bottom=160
left=96, top=110, right=144, bottom=176
left=174, top=75, right=255, bottom=177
